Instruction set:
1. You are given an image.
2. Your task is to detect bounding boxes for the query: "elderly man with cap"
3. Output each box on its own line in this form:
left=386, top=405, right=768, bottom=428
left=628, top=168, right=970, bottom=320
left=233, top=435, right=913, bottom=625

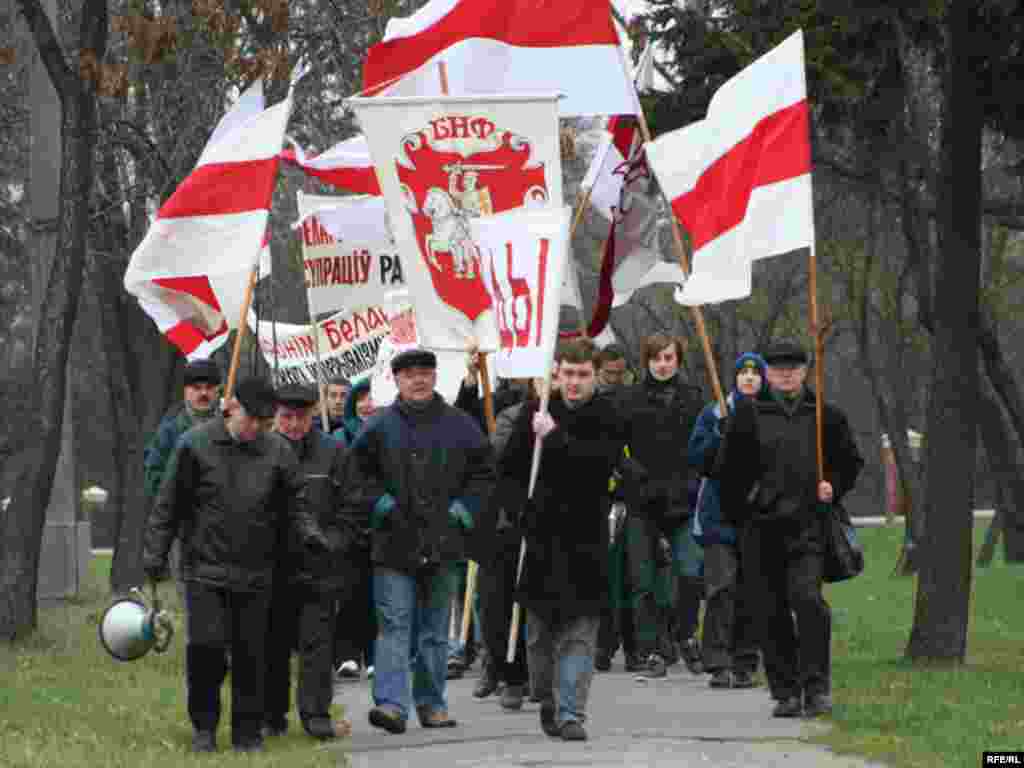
left=143, top=377, right=331, bottom=754
left=343, top=347, right=495, bottom=734
left=715, top=341, right=863, bottom=718
left=263, top=383, right=356, bottom=742
left=143, top=358, right=222, bottom=605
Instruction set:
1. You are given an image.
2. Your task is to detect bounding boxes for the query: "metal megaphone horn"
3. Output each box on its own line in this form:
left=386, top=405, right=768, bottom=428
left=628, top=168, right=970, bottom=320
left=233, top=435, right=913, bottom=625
left=98, top=581, right=174, bottom=661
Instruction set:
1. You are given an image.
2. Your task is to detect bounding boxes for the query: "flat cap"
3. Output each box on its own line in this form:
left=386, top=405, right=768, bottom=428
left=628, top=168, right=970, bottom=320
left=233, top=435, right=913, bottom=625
left=234, top=377, right=277, bottom=419
left=184, top=358, right=222, bottom=386
left=761, top=341, right=809, bottom=366
left=391, top=347, right=437, bottom=374
left=275, top=383, right=319, bottom=408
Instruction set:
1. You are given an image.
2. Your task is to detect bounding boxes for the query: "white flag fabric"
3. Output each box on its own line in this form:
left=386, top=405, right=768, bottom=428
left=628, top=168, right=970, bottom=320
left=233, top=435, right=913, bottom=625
left=361, top=0, right=639, bottom=118
left=347, top=92, right=563, bottom=351
left=295, top=192, right=405, bottom=317
left=471, top=206, right=572, bottom=379
left=124, top=80, right=292, bottom=358
left=281, top=136, right=381, bottom=196
left=646, top=30, right=813, bottom=306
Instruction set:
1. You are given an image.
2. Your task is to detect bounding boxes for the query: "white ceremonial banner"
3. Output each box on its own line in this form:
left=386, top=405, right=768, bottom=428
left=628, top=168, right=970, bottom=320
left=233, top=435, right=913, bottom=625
left=347, top=93, right=563, bottom=351
left=471, top=206, right=572, bottom=379
left=251, top=304, right=393, bottom=387
left=296, top=192, right=405, bottom=317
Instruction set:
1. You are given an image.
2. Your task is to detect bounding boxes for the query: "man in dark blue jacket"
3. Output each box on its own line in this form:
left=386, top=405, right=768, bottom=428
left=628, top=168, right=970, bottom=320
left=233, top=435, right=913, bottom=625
left=344, top=348, right=494, bottom=734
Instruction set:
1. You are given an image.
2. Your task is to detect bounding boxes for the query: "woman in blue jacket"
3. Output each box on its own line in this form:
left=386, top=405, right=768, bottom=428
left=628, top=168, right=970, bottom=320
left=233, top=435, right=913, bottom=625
left=687, top=353, right=765, bottom=689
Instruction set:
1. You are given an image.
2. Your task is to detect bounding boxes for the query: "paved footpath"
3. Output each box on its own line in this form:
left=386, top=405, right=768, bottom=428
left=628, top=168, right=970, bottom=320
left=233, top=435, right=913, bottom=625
left=331, top=660, right=886, bottom=768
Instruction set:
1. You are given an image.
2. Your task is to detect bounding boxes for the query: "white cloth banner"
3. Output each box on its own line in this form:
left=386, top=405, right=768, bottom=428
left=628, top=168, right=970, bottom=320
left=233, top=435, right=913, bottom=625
left=295, top=192, right=405, bottom=317
left=471, top=206, right=571, bottom=379
left=347, top=93, right=564, bottom=351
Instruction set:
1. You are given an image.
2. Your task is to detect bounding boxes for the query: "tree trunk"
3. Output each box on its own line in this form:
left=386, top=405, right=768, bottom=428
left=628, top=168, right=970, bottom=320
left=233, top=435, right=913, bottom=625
left=975, top=387, right=1024, bottom=563
left=906, top=4, right=982, bottom=663
left=976, top=484, right=1003, bottom=568
left=0, top=0, right=105, bottom=640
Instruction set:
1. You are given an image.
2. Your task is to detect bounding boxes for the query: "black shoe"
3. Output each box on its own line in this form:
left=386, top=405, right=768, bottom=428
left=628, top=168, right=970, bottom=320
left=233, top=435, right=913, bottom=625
left=732, top=670, right=757, bottom=689
left=709, top=669, right=732, bottom=688
left=559, top=720, right=588, bottom=741
left=473, top=667, right=499, bottom=698
left=446, top=657, right=465, bottom=680
left=804, top=693, right=833, bottom=718
left=191, top=730, right=216, bottom=753
left=500, top=684, right=524, bottom=711
left=540, top=701, right=560, bottom=737
left=368, top=706, right=408, bottom=734
left=624, top=653, right=644, bottom=673
left=680, top=637, right=705, bottom=675
left=772, top=696, right=803, bottom=718
left=302, top=715, right=337, bottom=740
left=635, top=654, right=667, bottom=681
left=232, top=737, right=264, bottom=753
left=261, top=719, right=287, bottom=738
left=594, top=652, right=612, bottom=672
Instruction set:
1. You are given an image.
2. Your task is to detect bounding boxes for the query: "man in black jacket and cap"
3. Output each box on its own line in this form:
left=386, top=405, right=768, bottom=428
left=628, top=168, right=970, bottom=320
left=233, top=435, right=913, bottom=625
left=716, top=341, right=864, bottom=718
left=344, top=347, right=494, bottom=735
left=264, top=383, right=355, bottom=742
left=143, top=377, right=330, bottom=754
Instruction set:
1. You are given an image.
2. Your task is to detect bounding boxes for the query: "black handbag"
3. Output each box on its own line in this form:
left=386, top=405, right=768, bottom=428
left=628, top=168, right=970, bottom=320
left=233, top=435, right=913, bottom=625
left=822, top=503, right=864, bottom=583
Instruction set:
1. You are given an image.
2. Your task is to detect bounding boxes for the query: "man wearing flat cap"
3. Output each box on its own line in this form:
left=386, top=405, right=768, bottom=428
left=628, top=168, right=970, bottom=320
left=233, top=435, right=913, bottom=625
left=143, top=358, right=223, bottom=608
left=714, top=341, right=863, bottom=719
left=143, top=377, right=331, bottom=754
left=263, top=383, right=357, bottom=742
left=343, top=347, right=495, bottom=734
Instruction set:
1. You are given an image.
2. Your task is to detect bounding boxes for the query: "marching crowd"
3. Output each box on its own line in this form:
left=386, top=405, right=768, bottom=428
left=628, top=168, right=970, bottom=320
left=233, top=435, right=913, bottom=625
left=140, top=333, right=864, bottom=754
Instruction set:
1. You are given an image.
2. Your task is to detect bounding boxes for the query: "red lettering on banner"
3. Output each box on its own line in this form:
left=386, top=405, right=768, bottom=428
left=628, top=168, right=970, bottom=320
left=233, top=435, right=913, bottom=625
left=340, top=319, right=354, bottom=343
left=298, top=335, right=315, bottom=356
left=324, top=320, right=341, bottom=349
left=428, top=115, right=496, bottom=142
left=353, top=311, right=370, bottom=338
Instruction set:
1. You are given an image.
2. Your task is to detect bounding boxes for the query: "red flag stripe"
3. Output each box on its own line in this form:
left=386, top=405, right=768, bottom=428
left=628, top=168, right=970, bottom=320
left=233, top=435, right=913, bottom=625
left=297, top=166, right=382, bottom=196
left=670, top=100, right=810, bottom=252
left=363, top=0, right=620, bottom=95
left=157, top=158, right=280, bottom=220
left=164, top=320, right=227, bottom=357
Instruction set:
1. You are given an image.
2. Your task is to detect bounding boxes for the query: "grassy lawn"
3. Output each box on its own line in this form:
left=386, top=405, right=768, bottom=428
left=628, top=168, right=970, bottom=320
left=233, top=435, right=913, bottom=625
left=0, top=555, right=344, bottom=768
left=817, top=521, right=1024, bottom=768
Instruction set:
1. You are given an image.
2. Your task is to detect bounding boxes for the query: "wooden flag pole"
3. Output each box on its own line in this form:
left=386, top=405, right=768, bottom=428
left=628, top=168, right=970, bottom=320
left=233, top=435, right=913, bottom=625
left=224, top=266, right=259, bottom=401
left=808, top=245, right=828, bottom=484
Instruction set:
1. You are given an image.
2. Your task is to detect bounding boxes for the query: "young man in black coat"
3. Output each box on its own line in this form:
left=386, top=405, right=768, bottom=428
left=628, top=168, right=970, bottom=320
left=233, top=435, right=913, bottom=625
left=500, top=339, right=642, bottom=742
left=717, top=341, right=864, bottom=718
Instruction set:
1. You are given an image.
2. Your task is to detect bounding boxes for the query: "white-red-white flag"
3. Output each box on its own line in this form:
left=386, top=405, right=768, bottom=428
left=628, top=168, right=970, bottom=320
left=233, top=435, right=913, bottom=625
left=123, top=80, right=291, bottom=358
left=471, top=206, right=572, bottom=379
left=281, top=135, right=382, bottom=196
left=646, top=30, right=813, bottom=305
left=361, top=0, right=639, bottom=118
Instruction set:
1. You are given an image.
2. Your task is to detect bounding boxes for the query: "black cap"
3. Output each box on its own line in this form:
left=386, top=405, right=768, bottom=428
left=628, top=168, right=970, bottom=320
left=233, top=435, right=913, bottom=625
left=275, top=383, right=318, bottom=408
left=184, top=359, right=222, bottom=386
left=761, top=341, right=809, bottom=366
left=390, top=347, right=437, bottom=374
left=234, top=377, right=277, bottom=419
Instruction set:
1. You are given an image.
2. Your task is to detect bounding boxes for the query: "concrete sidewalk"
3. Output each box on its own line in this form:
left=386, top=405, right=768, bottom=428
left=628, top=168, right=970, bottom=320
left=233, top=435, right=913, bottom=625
left=331, top=661, right=885, bottom=768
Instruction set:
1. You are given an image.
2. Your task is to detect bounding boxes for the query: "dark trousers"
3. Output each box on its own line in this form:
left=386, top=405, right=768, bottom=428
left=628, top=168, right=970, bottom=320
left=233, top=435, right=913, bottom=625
left=479, top=530, right=528, bottom=685
left=334, top=549, right=375, bottom=668
left=742, top=519, right=830, bottom=699
left=184, top=582, right=270, bottom=744
left=701, top=542, right=758, bottom=674
left=265, top=583, right=337, bottom=729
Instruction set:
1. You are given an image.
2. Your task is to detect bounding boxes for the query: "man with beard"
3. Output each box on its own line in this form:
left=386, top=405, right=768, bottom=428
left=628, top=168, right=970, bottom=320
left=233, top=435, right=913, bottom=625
left=143, top=377, right=330, bottom=753
left=499, top=339, right=643, bottom=741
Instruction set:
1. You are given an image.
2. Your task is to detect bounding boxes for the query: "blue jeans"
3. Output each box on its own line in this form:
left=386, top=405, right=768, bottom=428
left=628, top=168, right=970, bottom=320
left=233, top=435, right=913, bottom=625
left=372, top=565, right=456, bottom=720
left=526, top=611, right=600, bottom=726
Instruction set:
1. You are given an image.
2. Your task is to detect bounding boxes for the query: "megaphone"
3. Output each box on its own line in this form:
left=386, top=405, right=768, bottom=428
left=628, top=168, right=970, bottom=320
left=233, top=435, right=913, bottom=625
left=99, top=583, right=174, bottom=661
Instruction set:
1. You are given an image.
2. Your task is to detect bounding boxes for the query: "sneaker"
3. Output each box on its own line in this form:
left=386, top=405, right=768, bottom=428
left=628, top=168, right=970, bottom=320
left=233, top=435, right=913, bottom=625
left=803, top=693, right=833, bottom=718
left=560, top=720, right=588, bottom=741
left=336, top=659, right=361, bottom=680
left=635, top=654, right=668, bottom=681
left=368, top=705, right=407, bottom=734
left=732, top=669, right=757, bottom=689
left=771, top=696, right=803, bottom=718
left=191, top=730, right=216, bottom=753
left=473, top=665, right=499, bottom=699
left=680, top=637, right=705, bottom=675
left=709, top=669, right=732, bottom=688
left=500, top=684, right=524, bottom=711
left=540, top=701, right=560, bottom=737
left=594, top=652, right=612, bottom=672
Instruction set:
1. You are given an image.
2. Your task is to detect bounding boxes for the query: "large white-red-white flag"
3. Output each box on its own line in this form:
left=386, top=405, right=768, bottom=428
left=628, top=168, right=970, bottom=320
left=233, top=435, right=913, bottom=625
left=347, top=92, right=563, bottom=351
left=281, top=135, right=381, bottom=196
left=471, top=206, right=571, bottom=378
left=124, top=80, right=291, bottom=358
left=646, top=30, right=813, bottom=305
left=361, top=0, right=639, bottom=118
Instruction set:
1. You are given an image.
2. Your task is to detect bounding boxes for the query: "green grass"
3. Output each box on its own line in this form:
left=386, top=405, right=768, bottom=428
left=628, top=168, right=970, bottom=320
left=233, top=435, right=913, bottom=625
left=0, top=556, right=344, bottom=767
left=816, top=522, right=1024, bottom=768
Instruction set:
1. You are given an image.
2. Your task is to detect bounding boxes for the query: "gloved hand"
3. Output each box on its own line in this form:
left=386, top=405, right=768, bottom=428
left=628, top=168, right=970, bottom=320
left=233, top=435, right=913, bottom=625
left=449, top=499, right=473, bottom=530
left=371, top=493, right=396, bottom=530
left=143, top=560, right=168, bottom=583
